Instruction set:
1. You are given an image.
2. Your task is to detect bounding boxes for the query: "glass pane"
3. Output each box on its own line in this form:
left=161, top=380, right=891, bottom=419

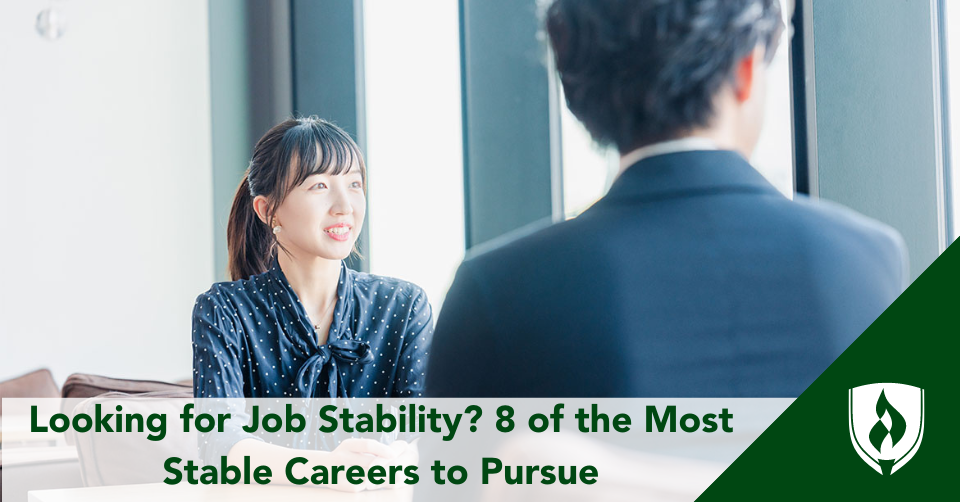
left=946, top=1, right=960, bottom=241
left=751, top=0, right=795, bottom=198
left=363, top=0, right=465, bottom=312
left=560, top=96, right=617, bottom=218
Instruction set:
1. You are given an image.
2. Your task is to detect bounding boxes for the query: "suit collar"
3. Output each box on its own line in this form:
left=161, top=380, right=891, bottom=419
left=601, top=150, right=782, bottom=205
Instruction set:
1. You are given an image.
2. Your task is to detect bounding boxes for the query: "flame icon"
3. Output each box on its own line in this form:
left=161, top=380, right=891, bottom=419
left=868, top=389, right=906, bottom=454
left=849, top=383, right=924, bottom=475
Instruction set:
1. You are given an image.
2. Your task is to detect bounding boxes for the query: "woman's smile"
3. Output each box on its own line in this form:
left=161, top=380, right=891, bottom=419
left=324, top=222, right=352, bottom=242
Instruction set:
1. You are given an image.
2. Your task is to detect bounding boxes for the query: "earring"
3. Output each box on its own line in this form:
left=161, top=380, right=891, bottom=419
left=273, top=225, right=282, bottom=234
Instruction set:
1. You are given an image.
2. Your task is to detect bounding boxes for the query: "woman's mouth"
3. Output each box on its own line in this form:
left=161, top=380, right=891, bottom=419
left=324, top=223, right=351, bottom=242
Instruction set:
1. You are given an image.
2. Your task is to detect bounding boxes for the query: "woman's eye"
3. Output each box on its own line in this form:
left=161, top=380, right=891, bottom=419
left=311, top=182, right=327, bottom=190
left=350, top=181, right=363, bottom=189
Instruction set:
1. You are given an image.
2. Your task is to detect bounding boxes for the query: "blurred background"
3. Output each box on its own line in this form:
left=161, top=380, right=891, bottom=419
left=0, top=0, right=956, bottom=386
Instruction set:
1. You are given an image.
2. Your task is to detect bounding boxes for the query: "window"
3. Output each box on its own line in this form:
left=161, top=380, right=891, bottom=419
left=560, top=96, right=618, bottom=218
left=363, top=0, right=465, bottom=312
left=751, top=0, right=795, bottom=198
left=945, top=0, right=960, bottom=241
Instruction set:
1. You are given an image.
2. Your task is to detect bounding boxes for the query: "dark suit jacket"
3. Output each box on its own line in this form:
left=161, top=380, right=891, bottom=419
left=426, top=150, right=907, bottom=397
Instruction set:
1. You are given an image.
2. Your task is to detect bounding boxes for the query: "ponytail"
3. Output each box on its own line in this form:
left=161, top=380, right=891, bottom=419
left=226, top=171, right=276, bottom=281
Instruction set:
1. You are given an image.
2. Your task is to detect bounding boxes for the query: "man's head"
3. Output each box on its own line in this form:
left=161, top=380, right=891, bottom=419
left=545, top=0, right=785, bottom=157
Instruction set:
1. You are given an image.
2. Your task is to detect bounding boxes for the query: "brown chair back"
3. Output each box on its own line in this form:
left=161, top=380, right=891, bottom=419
left=61, top=373, right=191, bottom=399
left=59, top=374, right=192, bottom=446
left=0, top=368, right=59, bottom=415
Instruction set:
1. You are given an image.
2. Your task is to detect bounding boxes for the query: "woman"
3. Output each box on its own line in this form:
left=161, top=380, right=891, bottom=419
left=192, top=116, right=433, bottom=400
left=191, top=117, right=429, bottom=489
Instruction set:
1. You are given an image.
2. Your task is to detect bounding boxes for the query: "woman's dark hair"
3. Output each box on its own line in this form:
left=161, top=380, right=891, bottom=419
left=545, top=0, right=784, bottom=152
left=227, top=116, right=366, bottom=281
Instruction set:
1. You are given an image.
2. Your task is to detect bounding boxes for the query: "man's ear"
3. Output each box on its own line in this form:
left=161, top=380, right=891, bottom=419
left=252, top=195, right=271, bottom=225
left=733, top=46, right=763, bottom=103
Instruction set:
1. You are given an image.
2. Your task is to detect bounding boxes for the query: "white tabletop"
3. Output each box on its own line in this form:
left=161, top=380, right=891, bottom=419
left=28, top=483, right=414, bottom=502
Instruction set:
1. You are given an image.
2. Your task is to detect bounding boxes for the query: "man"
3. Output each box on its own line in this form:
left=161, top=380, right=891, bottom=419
left=426, top=0, right=907, bottom=397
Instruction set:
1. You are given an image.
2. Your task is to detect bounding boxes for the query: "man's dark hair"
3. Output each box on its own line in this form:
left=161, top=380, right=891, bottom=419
left=545, top=0, right=784, bottom=152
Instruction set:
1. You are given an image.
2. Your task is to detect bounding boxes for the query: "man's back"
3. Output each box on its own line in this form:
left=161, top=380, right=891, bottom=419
left=426, top=151, right=906, bottom=397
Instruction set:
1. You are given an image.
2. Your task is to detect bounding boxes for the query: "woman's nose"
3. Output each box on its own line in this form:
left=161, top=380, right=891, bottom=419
left=330, top=193, right=353, bottom=216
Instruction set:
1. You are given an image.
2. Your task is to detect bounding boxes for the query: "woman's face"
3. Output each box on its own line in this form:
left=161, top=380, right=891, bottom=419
left=271, top=162, right=366, bottom=261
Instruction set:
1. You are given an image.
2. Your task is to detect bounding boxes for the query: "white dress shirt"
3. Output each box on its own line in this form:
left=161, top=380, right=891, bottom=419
left=618, top=136, right=718, bottom=173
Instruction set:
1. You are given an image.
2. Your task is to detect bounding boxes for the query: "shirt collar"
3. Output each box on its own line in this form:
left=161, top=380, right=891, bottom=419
left=618, top=136, right=718, bottom=173
left=266, top=255, right=356, bottom=345
left=602, top=149, right=780, bottom=205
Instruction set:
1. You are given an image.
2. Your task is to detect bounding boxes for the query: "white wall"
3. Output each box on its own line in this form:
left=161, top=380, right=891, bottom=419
left=0, top=0, right=213, bottom=385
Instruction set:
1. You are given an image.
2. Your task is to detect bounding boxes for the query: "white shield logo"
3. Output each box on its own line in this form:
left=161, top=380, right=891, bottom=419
left=848, top=383, right=924, bottom=475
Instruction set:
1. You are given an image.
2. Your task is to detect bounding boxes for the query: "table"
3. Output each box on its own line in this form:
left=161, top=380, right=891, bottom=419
left=28, top=483, right=415, bottom=502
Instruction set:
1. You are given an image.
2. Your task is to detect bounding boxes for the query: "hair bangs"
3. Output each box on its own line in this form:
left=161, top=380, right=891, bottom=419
left=279, top=121, right=364, bottom=191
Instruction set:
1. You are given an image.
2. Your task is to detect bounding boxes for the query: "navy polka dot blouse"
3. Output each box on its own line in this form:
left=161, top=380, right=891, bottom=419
left=192, top=257, right=433, bottom=399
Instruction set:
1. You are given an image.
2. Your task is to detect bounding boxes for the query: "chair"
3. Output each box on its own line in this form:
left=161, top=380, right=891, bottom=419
left=61, top=373, right=191, bottom=400
left=1, top=369, right=77, bottom=498
left=0, top=368, right=60, bottom=415
left=67, top=391, right=197, bottom=487
left=59, top=374, right=192, bottom=447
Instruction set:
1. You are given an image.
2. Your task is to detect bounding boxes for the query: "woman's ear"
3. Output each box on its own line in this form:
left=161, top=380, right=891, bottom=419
left=252, top=195, right=271, bottom=225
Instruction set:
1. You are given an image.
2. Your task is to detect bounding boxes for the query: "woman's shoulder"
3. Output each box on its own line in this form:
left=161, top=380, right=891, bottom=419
left=191, top=273, right=277, bottom=343
left=348, top=269, right=429, bottom=303
left=193, top=270, right=274, bottom=311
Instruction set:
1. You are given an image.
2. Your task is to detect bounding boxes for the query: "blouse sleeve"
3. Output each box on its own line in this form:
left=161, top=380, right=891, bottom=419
left=192, top=291, right=246, bottom=398
left=392, top=288, right=434, bottom=398
left=191, top=290, right=263, bottom=464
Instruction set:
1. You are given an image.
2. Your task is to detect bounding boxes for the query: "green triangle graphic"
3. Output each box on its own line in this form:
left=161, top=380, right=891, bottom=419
left=698, top=241, right=959, bottom=500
